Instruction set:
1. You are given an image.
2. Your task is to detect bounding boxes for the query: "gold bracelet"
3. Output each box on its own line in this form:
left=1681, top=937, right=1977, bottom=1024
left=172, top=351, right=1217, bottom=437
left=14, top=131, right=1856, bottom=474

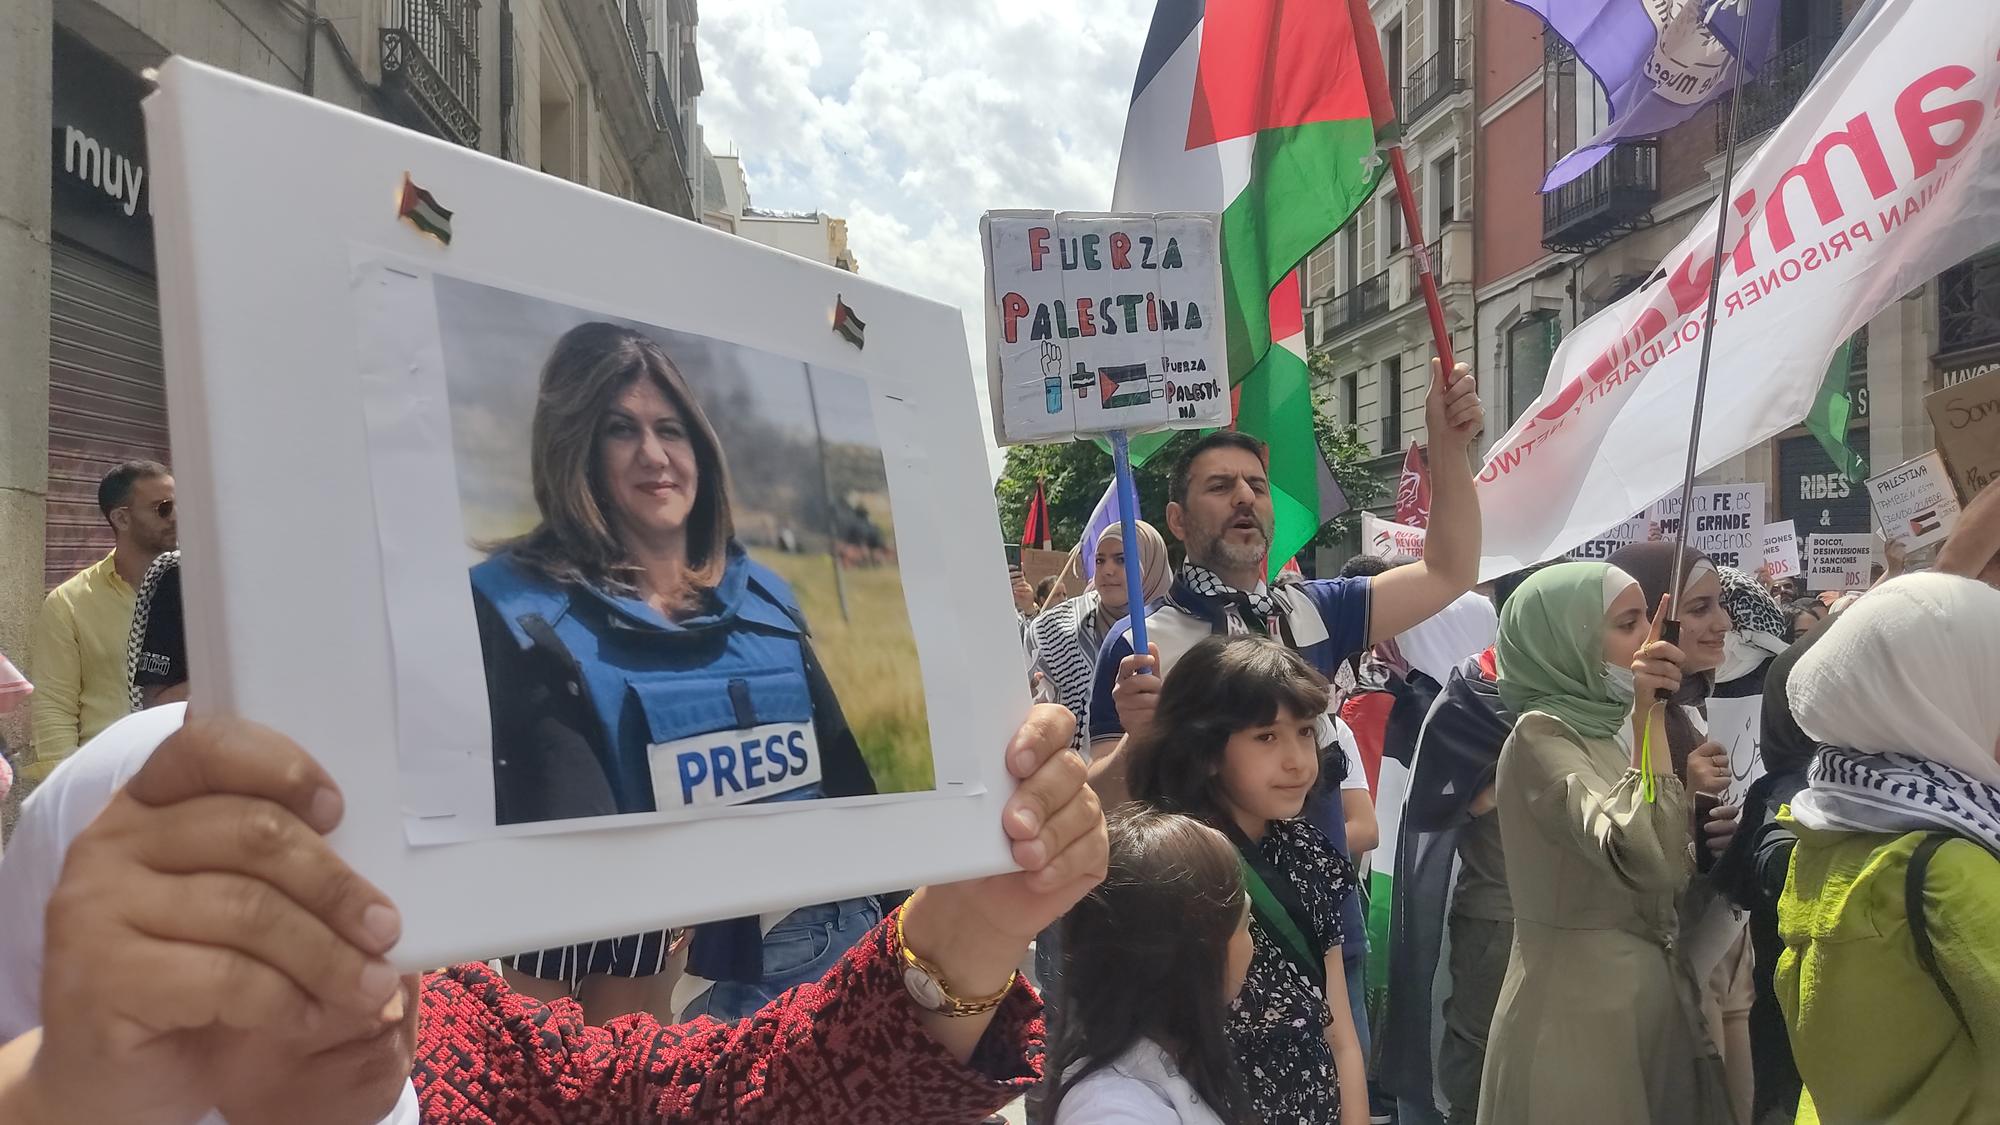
left=893, top=906, right=1018, bottom=1018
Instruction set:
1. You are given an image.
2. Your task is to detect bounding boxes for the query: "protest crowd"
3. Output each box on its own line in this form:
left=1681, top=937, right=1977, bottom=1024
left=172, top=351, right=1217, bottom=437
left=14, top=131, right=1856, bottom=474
left=5, top=0, right=2000, bottom=1123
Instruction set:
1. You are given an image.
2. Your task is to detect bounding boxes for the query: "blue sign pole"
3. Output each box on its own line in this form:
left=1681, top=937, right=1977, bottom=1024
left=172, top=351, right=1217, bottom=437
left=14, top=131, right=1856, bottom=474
left=1109, top=429, right=1149, bottom=664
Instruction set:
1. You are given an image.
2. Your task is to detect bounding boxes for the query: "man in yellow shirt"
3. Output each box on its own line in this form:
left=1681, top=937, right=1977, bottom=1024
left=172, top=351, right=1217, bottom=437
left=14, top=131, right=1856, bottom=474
left=25, top=461, right=177, bottom=781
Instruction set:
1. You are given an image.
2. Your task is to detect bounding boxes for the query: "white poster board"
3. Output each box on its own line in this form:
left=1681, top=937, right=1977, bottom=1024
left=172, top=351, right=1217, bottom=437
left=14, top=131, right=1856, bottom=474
left=1865, top=450, right=1962, bottom=552
left=1566, top=483, right=1765, bottom=570
left=1806, top=532, right=1875, bottom=590
left=146, top=60, right=1024, bottom=969
left=1762, top=519, right=1801, bottom=582
left=983, top=209, right=1229, bottom=443
left=1362, top=512, right=1427, bottom=559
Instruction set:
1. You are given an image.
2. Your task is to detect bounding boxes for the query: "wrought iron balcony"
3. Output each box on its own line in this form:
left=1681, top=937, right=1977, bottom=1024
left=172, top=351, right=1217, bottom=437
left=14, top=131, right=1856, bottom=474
left=1542, top=142, right=1659, bottom=253
left=1939, top=249, right=2000, bottom=358
left=381, top=0, right=481, bottom=149
left=623, top=0, right=648, bottom=86
left=1716, top=37, right=1831, bottom=146
left=649, top=51, right=690, bottom=172
left=1331, top=269, right=1391, bottom=334
left=1405, top=38, right=1465, bottom=125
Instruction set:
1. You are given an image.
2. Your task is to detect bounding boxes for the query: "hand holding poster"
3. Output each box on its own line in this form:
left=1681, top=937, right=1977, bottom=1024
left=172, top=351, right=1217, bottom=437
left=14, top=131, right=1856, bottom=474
left=983, top=210, right=1229, bottom=442
left=1864, top=450, right=1961, bottom=552
left=1762, top=519, right=1801, bottom=582
left=147, top=60, right=1027, bottom=968
left=1807, top=533, right=1875, bottom=591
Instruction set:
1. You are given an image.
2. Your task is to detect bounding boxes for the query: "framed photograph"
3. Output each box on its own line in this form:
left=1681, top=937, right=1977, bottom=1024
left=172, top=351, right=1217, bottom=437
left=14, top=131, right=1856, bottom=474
left=145, top=60, right=1026, bottom=969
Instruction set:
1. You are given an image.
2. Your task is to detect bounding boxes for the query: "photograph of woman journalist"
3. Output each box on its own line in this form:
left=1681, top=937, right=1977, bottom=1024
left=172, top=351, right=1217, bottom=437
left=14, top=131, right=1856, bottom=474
left=468, top=321, right=885, bottom=1022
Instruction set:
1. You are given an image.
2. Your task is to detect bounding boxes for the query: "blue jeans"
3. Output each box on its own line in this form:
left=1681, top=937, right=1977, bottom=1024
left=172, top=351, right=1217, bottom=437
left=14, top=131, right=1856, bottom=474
left=679, top=897, right=882, bottom=1023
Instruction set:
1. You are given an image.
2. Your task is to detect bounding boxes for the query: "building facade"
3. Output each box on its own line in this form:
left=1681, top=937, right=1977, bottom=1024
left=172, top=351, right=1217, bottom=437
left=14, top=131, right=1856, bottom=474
left=1469, top=0, right=1998, bottom=563
left=1304, top=0, right=1477, bottom=551
left=696, top=143, right=858, bottom=272
left=1, top=0, right=704, bottom=745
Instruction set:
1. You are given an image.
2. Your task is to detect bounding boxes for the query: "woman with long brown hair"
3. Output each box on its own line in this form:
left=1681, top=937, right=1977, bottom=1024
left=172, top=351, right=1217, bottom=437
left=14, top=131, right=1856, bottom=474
left=469, top=322, right=881, bottom=1023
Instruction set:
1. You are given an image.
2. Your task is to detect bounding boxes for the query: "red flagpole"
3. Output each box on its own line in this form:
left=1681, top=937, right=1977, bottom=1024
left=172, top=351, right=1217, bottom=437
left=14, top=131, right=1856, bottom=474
left=1345, top=0, right=1457, bottom=377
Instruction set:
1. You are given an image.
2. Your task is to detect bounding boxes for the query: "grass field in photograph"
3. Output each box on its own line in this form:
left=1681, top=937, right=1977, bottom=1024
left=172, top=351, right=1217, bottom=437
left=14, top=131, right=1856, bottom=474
left=751, top=549, right=934, bottom=793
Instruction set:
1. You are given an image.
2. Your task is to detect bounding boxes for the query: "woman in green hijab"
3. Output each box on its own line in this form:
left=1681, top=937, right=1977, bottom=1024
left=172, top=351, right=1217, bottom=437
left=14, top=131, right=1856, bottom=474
left=1475, top=562, right=1734, bottom=1125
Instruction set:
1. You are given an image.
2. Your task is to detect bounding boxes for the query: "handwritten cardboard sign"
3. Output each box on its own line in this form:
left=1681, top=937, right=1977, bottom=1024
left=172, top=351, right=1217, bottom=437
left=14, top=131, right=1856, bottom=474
left=1864, top=450, right=1961, bottom=552
left=1925, top=367, right=2000, bottom=503
left=1566, top=484, right=1765, bottom=571
left=1020, top=546, right=1080, bottom=602
left=982, top=210, right=1229, bottom=443
left=1806, top=532, right=1874, bottom=591
left=1761, top=519, right=1800, bottom=581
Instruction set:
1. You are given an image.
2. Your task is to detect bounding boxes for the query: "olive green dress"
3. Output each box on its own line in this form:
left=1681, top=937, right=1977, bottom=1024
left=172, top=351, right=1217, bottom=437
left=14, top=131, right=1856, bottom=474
left=1476, top=712, right=1733, bottom=1125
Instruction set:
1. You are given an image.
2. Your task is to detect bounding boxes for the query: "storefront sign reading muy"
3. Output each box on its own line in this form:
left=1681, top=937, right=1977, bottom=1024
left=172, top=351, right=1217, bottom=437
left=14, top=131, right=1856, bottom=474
left=982, top=210, right=1229, bottom=443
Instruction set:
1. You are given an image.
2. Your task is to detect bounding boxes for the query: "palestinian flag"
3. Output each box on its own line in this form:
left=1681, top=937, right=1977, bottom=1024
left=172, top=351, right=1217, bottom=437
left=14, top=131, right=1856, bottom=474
left=1112, top=0, right=1395, bottom=573
left=397, top=173, right=453, bottom=244
left=1022, top=478, right=1052, bottom=550
left=832, top=296, right=867, bottom=349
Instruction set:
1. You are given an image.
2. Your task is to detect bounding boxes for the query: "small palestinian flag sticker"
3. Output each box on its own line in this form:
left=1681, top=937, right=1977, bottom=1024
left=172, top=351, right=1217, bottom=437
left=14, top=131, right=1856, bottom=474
left=397, top=173, right=453, bottom=245
left=832, top=295, right=866, bottom=349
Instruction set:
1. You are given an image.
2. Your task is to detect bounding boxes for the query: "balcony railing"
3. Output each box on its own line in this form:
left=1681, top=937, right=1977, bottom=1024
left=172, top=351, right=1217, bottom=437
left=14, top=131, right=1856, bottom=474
left=1939, top=249, right=2000, bottom=358
left=622, top=0, right=648, bottom=87
left=381, top=0, right=481, bottom=149
left=1405, top=38, right=1465, bottom=125
left=1716, top=36, right=1832, bottom=145
left=1331, top=270, right=1391, bottom=333
left=650, top=52, right=690, bottom=172
left=1542, top=141, right=1659, bottom=252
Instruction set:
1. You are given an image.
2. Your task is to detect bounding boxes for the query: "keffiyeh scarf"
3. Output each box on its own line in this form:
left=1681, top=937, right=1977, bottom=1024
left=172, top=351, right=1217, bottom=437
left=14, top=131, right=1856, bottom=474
left=1180, top=563, right=1275, bottom=629
left=1791, top=746, right=2000, bottom=859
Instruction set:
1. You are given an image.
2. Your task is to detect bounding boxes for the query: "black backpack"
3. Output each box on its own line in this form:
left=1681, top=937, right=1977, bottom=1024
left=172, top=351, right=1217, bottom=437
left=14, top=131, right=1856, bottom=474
left=1906, top=834, right=1975, bottom=1025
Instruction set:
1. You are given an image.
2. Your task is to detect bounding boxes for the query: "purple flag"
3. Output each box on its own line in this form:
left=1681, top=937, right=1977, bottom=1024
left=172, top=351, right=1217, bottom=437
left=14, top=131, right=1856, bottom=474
left=1077, top=479, right=1121, bottom=580
left=1519, top=0, right=1780, bottom=190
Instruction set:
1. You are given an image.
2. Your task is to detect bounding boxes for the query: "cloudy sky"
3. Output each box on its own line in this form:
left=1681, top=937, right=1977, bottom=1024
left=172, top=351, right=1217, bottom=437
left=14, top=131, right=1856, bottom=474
left=696, top=1, right=1154, bottom=476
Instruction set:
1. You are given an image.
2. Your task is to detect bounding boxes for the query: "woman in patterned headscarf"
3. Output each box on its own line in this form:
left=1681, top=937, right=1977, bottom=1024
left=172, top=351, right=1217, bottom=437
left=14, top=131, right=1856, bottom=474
left=1028, top=519, right=1172, bottom=758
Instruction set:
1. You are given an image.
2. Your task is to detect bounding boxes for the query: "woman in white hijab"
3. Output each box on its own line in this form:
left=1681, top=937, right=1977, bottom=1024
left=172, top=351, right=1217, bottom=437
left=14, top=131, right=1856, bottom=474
left=1777, top=573, right=2000, bottom=1125
left=1028, top=519, right=1173, bottom=758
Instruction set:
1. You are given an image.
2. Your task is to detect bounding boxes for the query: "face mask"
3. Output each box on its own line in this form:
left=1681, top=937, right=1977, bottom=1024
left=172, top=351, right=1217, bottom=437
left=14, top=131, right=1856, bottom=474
left=1603, top=662, right=1637, bottom=702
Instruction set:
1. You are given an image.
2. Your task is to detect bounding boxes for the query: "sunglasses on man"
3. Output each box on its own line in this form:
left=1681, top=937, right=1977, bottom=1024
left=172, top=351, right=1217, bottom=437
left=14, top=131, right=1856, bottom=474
left=124, top=499, right=175, bottom=520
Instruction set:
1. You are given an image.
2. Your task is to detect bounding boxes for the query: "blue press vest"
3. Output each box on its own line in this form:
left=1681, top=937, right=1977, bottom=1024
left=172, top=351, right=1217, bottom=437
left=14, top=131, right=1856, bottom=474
left=470, top=546, right=826, bottom=816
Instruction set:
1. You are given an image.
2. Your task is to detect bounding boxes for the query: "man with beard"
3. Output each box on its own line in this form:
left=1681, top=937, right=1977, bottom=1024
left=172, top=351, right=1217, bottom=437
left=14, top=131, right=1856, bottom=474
left=25, top=461, right=177, bottom=781
left=1084, top=361, right=1483, bottom=1084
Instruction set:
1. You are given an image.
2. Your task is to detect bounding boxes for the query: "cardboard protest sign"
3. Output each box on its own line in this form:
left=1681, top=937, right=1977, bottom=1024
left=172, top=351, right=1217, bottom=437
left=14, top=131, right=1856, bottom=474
left=982, top=209, right=1228, bottom=443
left=1566, top=484, right=1764, bottom=569
left=147, top=60, right=1026, bottom=968
left=1646, top=484, right=1766, bottom=571
left=1762, top=519, right=1801, bottom=582
left=1806, top=533, right=1874, bottom=591
left=1363, top=512, right=1427, bottom=560
left=1865, top=451, right=1961, bottom=552
left=1925, top=368, right=2000, bottom=503
left=1021, top=546, right=1080, bottom=602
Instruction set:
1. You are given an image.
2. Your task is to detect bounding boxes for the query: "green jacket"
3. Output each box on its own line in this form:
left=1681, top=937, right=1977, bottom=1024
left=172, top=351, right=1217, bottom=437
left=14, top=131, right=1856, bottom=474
left=1776, top=815, right=2000, bottom=1124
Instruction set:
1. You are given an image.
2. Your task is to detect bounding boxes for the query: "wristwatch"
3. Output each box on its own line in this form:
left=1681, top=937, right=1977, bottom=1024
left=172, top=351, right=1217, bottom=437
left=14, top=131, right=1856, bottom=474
left=893, top=906, right=1018, bottom=1017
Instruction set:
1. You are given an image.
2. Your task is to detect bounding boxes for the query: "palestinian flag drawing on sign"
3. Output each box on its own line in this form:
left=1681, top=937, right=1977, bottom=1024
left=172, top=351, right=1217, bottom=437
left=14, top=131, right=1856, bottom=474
left=397, top=173, right=453, bottom=245
left=1099, top=363, right=1158, bottom=411
left=1113, top=0, right=1394, bottom=575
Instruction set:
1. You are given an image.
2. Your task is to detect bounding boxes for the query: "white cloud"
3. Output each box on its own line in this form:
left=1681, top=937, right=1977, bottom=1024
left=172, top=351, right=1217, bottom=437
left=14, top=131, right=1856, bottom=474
left=696, top=0, right=1151, bottom=478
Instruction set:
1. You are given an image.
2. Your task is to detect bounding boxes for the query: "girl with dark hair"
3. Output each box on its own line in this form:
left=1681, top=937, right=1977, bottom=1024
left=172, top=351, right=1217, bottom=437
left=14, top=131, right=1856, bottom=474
left=1045, top=809, right=1257, bottom=1124
left=469, top=322, right=881, bottom=1023
left=1127, top=634, right=1369, bottom=1125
